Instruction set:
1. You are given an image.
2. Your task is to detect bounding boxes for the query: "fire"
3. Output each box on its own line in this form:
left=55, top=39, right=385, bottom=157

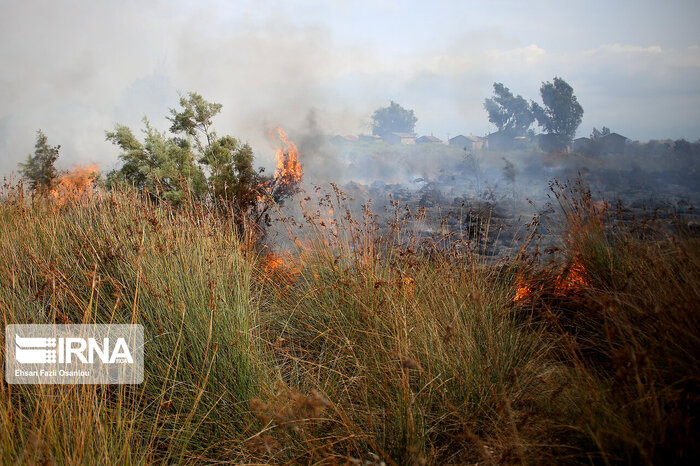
left=513, top=257, right=589, bottom=303
left=262, top=250, right=300, bottom=282
left=50, top=165, right=99, bottom=205
left=514, top=282, right=533, bottom=302
left=257, top=127, right=303, bottom=202
left=263, top=251, right=286, bottom=274
left=272, top=127, right=303, bottom=188
left=554, top=257, right=588, bottom=293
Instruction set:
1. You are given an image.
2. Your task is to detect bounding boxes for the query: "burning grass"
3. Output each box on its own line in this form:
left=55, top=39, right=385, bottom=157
left=0, top=180, right=698, bottom=464
left=49, top=165, right=99, bottom=203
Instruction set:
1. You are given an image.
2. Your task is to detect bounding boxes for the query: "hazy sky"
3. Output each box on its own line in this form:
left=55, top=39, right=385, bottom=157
left=1, top=0, right=699, bottom=174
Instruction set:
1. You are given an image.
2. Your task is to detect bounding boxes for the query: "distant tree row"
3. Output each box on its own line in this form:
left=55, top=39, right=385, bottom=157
left=366, top=77, right=583, bottom=149
left=484, top=77, right=583, bottom=148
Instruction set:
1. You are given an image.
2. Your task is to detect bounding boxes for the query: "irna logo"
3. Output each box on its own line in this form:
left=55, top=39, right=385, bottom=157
left=15, top=335, right=134, bottom=365
left=6, top=324, right=143, bottom=385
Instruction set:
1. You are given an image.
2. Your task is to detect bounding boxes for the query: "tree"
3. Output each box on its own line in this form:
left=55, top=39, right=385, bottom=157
left=371, top=101, right=417, bottom=137
left=106, top=92, right=295, bottom=234
left=166, top=93, right=272, bottom=219
left=168, top=92, right=223, bottom=153
left=19, top=130, right=60, bottom=190
left=484, top=83, right=534, bottom=137
left=531, top=77, right=583, bottom=148
left=105, top=118, right=207, bottom=204
left=199, top=135, right=262, bottom=217
left=502, top=157, right=517, bottom=203
left=590, top=126, right=610, bottom=140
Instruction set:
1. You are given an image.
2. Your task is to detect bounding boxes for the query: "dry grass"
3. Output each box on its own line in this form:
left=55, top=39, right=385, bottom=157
left=0, top=180, right=698, bottom=464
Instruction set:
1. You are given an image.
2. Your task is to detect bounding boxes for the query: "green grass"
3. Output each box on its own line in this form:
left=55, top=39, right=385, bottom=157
left=1, top=182, right=698, bottom=464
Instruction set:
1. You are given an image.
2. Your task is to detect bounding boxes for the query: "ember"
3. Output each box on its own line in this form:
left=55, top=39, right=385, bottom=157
left=514, top=282, right=533, bottom=302
left=554, top=256, right=588, bottom=293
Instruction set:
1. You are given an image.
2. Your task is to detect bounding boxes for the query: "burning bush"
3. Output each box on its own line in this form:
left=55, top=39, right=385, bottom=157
left=105, top=92, right=303, bottom=235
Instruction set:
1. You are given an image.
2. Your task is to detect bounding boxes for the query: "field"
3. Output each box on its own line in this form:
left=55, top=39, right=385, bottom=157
left=1, top=182, right=698, bottom=464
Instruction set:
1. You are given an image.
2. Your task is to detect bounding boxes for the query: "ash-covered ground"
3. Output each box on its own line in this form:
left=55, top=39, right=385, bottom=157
left=269, top=137, right=700, bottom=258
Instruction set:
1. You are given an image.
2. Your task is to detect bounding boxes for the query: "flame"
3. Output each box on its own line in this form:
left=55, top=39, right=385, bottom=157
left=263, top=251, right=286, bottom=274
left=272, top=127, right=303, bottom=187
left=514, top=282, right=533, bottom=302
left=514, top=198, right=604, bottom=303
left=554, top=256, right=588, bottom=293
left=513, top=257, right=589, bottom=303
left=49, top=165, right=99, bottom=205
left=262, top=251, right=300, bottom=282
left=257, top=127, right=303, bottom=202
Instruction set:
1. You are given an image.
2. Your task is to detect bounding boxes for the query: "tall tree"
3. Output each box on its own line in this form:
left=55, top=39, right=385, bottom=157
left=532, top=77, right=583, bottom=147
left=484, top=83, right=534, bottom=137
left=19, top=130, right=60, bottom=190
left=371, top=101, right=417, bottom=137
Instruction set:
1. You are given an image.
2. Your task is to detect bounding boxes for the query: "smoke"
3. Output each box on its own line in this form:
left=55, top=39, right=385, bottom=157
left=0, top=1, right=368, bottom=176
left=2, top=0, right=700, bottom=180
left=295, top=110, right=344, bottom=184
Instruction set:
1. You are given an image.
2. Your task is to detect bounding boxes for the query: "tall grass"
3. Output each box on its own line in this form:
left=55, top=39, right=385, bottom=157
left=0, top=181, right=698, bottom=464
left=0, top=186, right=263, bottom=463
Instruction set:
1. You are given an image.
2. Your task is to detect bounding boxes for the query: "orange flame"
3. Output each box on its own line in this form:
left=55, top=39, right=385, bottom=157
left=262, top=251, right=300, bottom=282
left=554, top=256, right=588, bottom=293
left=272, top=127, right=303, bottom=187
left=263, top=251, right=286, bottom=274
left=257, top=127, right=303, bottom=202
left=515, top=198, right=604, bottom=302
left=514, top=282, right=533, bottom=302
left=50, top=165, right=99, bottom=205
left=514, top=257, right=589, bottom=303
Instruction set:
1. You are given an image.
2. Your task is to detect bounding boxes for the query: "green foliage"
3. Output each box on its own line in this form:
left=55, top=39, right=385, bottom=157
left=484, top=83, right=534, bottom=137
left=105, top=118, right=207, bottom=204
left=19, top=130, right=60, bottom=190
left=371, top=101, right=417, bottom=137
left=168, top=91, right=223, bottom=153
left=532, top=77, right=583, bottom=147
left=107, top=92, right=279, bottom=227
left=201, top=135, right=264, bottom=217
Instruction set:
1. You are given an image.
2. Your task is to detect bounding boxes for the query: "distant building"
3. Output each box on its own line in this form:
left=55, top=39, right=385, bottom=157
left=485, top=132, right=533, bottom=151
left=599, top=132, right=627, bottom=155
left=416, top=135, right=443, bottom=144
left=535, top=133, right=565, bottom=153
left=573, top=137, right=591, bottom=153
left=448, top=135, right=485, bottom=151
left=358, top=134, right=382, bottom=142
left=383, top=132, right=416, bottom=145
left=513, top=135, right=528, bottom=150
left=331, top=135, right=359, bottom=144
